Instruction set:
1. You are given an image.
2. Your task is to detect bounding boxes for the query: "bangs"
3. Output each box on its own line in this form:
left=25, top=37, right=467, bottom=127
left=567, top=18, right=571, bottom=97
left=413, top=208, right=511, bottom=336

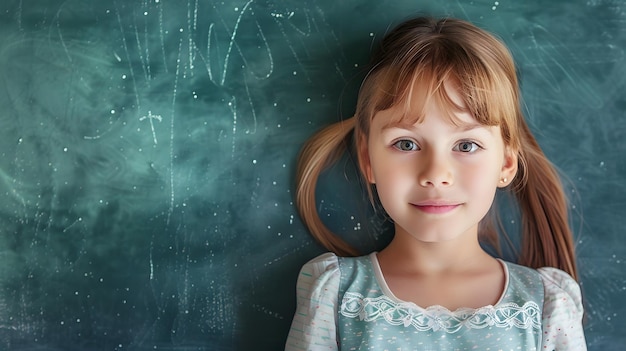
left=356, top=34, right=520, bottom=148
left=378, top=68, right=471, bottom=128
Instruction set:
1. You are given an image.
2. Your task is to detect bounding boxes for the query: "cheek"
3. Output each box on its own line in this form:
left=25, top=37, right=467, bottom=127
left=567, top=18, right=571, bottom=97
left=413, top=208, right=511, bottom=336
left=371, top=152, right=413, bottom=186
left=461, top=165, right=499, bottom=185
left=460, top=155, right=502, bottom=182
left=374, top=181, right=405, bottom=218
left=374, top=166, right=415, bottom=210
left=458, top=162, right=500, bottom=201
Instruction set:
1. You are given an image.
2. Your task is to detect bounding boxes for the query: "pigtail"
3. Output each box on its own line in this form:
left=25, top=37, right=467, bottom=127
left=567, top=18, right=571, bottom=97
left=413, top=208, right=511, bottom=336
left=295, top=117, right=360, bottom=256
left=514, top=123, right=578, bottom=280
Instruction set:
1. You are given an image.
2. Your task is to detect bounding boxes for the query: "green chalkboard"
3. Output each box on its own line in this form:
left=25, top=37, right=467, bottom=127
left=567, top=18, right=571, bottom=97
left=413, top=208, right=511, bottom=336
left=0, top=0, right=624, bottom=350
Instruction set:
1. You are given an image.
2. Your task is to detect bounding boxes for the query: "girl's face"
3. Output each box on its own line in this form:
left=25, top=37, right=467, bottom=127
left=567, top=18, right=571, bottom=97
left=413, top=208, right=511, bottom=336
left=360, top=81, right=517, bottom=244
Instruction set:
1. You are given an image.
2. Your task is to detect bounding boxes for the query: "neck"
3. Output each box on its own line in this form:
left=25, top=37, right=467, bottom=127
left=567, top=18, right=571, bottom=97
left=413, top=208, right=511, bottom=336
left=378, top=227, right=494, bottom=276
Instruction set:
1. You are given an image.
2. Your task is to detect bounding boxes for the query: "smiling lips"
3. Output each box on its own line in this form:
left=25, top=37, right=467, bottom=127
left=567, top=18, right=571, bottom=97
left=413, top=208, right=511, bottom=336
left=412, top=201, right=460, bottom=214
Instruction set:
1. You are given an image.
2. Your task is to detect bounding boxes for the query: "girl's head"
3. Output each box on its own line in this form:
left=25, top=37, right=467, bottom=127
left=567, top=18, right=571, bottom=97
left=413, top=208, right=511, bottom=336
left=296, top=17, right=578, bottom=279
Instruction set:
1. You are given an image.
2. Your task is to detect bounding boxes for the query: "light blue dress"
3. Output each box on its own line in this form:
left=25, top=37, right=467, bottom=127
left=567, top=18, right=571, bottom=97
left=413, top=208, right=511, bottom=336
left=285, top=252, right=586, bottom=351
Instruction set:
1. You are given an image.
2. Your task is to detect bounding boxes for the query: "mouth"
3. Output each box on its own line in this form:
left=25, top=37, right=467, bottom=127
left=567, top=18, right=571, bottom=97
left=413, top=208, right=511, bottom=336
left=412, top=201, right=461, bottom=214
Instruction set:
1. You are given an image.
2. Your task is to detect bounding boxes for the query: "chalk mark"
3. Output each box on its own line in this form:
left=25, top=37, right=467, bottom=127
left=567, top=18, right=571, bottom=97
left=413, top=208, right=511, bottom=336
left=205, top=0, right=273, bottom=86
left=139, top=111, right=163, bottom=145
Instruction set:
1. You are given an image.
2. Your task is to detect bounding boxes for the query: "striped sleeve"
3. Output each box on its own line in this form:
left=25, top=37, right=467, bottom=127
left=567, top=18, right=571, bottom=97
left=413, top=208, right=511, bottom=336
left=538, top=267, right=587, bottom=350
left=285, top=253, right=340, bottom=351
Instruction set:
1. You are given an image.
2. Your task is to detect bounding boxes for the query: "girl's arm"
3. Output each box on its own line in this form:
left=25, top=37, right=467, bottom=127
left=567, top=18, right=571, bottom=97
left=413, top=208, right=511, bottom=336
left=285, top=253, right=341, bottom=351
left=538, top=267, right=587, bottom=350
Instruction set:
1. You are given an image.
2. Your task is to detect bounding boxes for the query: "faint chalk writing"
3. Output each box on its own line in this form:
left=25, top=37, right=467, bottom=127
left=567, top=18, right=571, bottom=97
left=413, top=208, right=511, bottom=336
left=139, top=111, right=162, bottom=144
left=205, top=0, right=273, bottom=86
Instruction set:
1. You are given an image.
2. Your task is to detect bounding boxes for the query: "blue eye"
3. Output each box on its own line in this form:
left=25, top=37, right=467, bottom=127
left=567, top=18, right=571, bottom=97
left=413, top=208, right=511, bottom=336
left=393, top=140, right=418, bottom=151
left=455, top=141, right=480, bottom=153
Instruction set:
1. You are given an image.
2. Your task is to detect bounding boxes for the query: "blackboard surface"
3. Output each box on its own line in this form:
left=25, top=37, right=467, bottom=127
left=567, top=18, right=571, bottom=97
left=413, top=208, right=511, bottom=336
left=0, top=0, right=624, bottom=350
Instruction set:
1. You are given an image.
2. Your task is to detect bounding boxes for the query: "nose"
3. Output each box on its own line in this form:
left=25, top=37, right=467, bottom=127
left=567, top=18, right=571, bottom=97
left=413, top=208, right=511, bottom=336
left=418, top=151, right=453, bottom=187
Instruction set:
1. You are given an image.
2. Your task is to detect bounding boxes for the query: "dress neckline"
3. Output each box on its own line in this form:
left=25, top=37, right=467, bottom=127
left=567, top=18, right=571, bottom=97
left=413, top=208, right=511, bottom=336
left=367, top=252, right=510, bottom=312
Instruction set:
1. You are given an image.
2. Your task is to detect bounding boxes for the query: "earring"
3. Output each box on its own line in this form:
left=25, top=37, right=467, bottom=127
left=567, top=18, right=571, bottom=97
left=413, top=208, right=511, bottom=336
left=500, top=177, right=508, bottom=184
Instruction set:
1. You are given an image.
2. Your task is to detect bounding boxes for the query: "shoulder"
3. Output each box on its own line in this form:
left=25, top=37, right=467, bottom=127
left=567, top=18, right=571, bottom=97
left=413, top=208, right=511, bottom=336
left=287, top=253, right=342, bottom=350
left=503, top=263, right=583, bottom=316
left=502, top=262, right=586, bottom=349
left=536, top=267, right=582, bottom=298
left=301, top=252, right=340, bottom=271
left=295, top=253, right=379, bottom=301
left=501, top=261, right=582, bottom=305
left=297, top=252, right=373, bottom=282
left=505, top=262, right=583, bottom=313
left=296, top=252, right=340, bottom=288
left=536, top=267, right=584, bottom=315
left=537, top=267, right=587, bottom=350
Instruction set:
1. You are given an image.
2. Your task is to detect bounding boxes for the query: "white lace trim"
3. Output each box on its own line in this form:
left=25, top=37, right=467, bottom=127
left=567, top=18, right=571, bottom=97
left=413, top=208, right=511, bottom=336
left=340, top=292, right=541, bottom=333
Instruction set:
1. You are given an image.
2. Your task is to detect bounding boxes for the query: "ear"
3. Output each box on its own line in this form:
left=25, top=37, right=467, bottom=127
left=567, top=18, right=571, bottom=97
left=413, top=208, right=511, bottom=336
left=498, top=146, right=518, bottom=188
left=357, top=132, right=375, bottom=184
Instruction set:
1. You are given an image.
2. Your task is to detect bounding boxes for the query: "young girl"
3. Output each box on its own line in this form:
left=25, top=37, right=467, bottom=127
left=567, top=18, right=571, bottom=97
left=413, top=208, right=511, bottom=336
left=285, top=17, right=586, bottom=350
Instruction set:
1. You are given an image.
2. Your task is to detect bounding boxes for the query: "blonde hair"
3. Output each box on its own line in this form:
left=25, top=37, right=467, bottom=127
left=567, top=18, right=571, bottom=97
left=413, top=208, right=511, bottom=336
left=295, top=17, right=578, bottom=280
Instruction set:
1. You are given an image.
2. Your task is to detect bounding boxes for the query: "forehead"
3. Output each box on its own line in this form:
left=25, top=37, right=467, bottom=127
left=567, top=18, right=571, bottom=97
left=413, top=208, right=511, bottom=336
left=373, top=78, right=480, bottom=130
